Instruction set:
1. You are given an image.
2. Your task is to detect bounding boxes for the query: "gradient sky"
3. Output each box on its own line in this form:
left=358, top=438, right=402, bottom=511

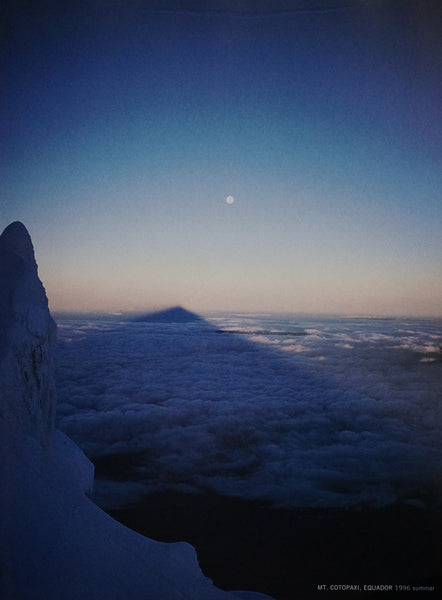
left=2, top=1, right=441, bottom=315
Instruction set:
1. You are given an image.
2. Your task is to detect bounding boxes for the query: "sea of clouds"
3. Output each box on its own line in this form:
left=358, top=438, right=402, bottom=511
left=55, top=313, right=442, bottom=510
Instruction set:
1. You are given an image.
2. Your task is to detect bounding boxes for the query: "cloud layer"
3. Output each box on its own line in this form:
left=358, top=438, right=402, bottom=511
left=55, top=313, right=442, bottom=509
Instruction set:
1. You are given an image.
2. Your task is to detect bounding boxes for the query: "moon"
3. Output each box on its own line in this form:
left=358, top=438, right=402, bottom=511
left=226, top=195, right=235, bottom=205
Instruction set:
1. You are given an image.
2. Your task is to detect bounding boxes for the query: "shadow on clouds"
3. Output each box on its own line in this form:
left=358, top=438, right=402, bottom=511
left=54, top=308, right=442, bottom=512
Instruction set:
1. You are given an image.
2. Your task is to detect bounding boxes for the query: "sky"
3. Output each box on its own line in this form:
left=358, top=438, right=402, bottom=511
left=2, top=0, right=441, bottom=316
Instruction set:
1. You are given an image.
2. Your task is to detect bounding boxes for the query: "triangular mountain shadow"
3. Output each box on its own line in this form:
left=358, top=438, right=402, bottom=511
left=131, top=306, right=204, bottom=324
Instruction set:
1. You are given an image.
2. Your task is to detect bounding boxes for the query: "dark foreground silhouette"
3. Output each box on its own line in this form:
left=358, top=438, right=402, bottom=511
left=109, top=491, right=442, bottom=600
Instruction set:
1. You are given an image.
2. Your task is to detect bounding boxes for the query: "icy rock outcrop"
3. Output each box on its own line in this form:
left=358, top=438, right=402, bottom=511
left=0, top=221, right=56, bottom=446
left=0, top=222, right=274, bottom=600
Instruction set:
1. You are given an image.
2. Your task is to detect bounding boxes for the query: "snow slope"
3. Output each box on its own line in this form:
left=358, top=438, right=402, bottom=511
left=0, top=222, right=273, bottom=600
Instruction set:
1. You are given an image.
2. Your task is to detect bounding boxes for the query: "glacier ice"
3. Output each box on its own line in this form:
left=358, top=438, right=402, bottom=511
left=0, top=221, right=56, bottom=446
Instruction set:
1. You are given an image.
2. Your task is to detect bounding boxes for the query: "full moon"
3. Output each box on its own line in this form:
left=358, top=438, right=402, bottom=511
left=226, top=195, right=235, bottom=204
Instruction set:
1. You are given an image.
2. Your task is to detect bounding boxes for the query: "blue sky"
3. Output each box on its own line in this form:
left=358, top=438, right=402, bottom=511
left=2, top=1, right=441, bottom=315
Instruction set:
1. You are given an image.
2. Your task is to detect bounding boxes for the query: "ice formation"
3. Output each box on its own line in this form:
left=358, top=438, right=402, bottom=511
left=0, top=221, right=56, bottom=445
left=0, top=222, right=273, bottom=600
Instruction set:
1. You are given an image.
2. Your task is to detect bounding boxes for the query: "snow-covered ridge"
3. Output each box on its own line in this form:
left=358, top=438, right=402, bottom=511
left=0, top=222, right=273, bottom=600
left=0, top=221, right=56, bottom=446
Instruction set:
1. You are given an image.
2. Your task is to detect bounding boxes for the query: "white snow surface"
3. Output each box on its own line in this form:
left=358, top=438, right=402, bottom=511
left=0, top=422, right=267, bottom=600
left=0, top=222, right=273, bottom=600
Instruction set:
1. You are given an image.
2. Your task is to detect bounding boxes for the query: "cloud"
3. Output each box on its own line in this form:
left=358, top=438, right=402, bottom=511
left=55, top=315, right=442, bottom=510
